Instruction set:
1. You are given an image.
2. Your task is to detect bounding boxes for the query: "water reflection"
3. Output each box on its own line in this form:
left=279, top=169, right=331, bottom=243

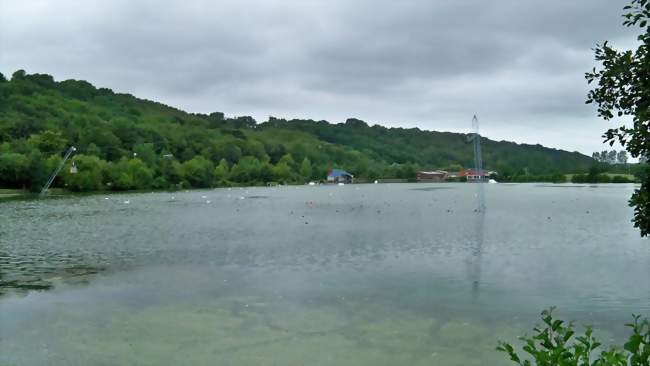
left=468, top=184, right=486, bottom=300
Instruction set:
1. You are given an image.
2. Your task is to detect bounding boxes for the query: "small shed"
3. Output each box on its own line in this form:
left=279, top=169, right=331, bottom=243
left=416, top=170, right=448, bottom=182
left=327, top=169, right=354, bottom=184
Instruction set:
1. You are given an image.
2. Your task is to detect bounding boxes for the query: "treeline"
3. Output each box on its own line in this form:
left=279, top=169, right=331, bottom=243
left=494, top=173, right=568, bottom=183
left=260, top=119, right=596, bottom=176
left=0, top=70, right=598, bottom=192
left=571, top=166, right=636, bottom=183
left=592, top=150, right=628, bottom=164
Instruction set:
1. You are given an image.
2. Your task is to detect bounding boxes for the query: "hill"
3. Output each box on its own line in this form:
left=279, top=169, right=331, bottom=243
left=0, top=70, right=595, bottom=191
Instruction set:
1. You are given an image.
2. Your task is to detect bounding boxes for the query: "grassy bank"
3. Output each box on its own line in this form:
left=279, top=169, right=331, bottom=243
left=0, top=188, right=29, bottom=199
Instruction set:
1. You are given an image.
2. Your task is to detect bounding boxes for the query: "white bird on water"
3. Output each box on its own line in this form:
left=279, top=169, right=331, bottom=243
left=123, top=200, right=130, bottom=204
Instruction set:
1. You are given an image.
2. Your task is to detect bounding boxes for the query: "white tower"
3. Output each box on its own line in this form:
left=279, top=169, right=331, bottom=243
left=471, top=115, right=483, bottom=179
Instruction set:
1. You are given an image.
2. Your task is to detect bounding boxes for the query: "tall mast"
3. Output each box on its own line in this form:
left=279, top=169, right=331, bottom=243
left=40, top=146, right=76, bottom=196
left=471, top=115, right=485, bottom=212
left=472, top=114, right=483, bottom=179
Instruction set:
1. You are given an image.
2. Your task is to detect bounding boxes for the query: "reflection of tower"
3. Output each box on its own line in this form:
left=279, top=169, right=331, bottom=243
left=469, top=207, right=485, bottom=300
left=468, top=115, right=485, bottom=300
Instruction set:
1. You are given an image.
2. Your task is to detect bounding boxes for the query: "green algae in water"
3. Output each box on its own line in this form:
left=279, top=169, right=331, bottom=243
left=1, top=291, right=518, bottom=365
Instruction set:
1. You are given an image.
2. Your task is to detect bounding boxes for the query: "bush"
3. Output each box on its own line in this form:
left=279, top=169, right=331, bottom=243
left=613, top=175, right=635, bottom=183
left=498, top=308, right=649, bottom=365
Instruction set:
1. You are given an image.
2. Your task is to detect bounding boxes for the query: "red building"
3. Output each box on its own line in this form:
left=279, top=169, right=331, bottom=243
left=459, top=169, right=488, bottom=181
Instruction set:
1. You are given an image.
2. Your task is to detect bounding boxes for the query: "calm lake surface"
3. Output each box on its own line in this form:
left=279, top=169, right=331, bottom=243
left=1, top=183, right=649, bottom=365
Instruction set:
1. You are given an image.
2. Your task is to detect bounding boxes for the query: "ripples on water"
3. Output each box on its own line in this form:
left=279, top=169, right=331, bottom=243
left=0, top=183, right=648, bottom=365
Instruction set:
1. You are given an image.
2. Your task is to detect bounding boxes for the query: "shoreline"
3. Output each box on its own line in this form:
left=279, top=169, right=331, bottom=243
left=0, top=181, right=641, bottom=202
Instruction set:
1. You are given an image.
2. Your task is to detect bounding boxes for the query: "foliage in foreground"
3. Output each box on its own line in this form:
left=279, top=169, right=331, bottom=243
left=586, top=0, right=650, bottom=235
left=498, top=308, right=650, bottom=366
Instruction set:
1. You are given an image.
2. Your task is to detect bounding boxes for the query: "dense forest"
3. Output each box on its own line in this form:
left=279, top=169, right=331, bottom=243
left=0, top=70, right=598, bottom=192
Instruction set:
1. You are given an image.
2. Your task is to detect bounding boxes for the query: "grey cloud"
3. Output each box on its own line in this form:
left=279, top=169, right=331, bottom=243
left=0, top=0, right=639, bottom=154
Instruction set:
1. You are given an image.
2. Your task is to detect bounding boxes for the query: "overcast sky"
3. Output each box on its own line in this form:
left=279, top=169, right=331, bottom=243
left=0, top=0, right=639, bottom=155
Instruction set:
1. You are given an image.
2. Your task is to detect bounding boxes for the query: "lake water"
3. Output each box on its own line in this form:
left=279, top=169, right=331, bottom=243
left=1, top=183, right=649, bottom=365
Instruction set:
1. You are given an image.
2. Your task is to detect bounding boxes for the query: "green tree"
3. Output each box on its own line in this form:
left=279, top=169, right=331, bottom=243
left=80, top=128, right=122, bottom=160
left=110, top=158, right=153, bottom=190
left=592, top=152, right=602, bottom=162
left=586, top=0, right=650, bottom=235
left=181, top=156, right=214, bottom=187
left=133, top=143, right=157, bottom=166
left=608, top=150, right=618, bottom=164
left=85, top=143, right=102, bottom=157
left=214, top=142, right=242, bottom=164
left=26, top=150, right=48, bottom=192
left=278, top=153, right=296, bottom=169
left=300, top=157, right=313, bottom=181
left=27, top=130, right=67, bottom=154
left=229, top=156, right=261, bottom=183
left=259, top=161, right=274, bottom=183
left=0, top=152, right=29, bottom=188
left=62, top=154, right=108, bottom=191
left=159, top=159, right=184, bottom=188
left=11, top=70, right=26, bottom=81
left=213, top=158, right=230, bottom=184
left=272, top=161, right=293, bottom=183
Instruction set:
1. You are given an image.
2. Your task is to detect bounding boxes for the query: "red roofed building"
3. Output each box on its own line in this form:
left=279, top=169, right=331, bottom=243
left=459, top=169, right=488, bottom=181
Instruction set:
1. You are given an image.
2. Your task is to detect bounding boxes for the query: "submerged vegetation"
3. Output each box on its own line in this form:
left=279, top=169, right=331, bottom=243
left=0, top=70, right=598, bottom=192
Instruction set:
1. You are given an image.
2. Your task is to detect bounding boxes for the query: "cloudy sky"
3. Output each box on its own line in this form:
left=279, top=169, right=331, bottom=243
left=0, top=0, right=638, bottom=155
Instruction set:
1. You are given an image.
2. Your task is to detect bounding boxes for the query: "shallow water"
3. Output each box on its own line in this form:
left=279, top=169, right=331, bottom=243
left=1, top=183, right=648, bottom=365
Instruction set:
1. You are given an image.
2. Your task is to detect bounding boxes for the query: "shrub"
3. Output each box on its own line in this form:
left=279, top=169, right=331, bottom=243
left=498, top=308, right=649, bottom=366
